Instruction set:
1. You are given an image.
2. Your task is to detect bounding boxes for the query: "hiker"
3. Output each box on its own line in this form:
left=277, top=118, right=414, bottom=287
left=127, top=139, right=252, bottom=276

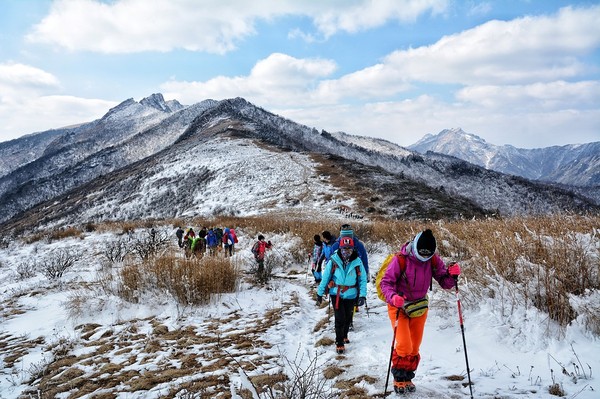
left=190, top=235, right=206, bottom=257
left=316, top=236, right=367, bottom=355
left=311, top=234, right=324, bottom=284
left=230, top=228, right=239, bottom=245
left=183, top=228, right=196, bottom=257
left=379, top=229, right=461, bottom=394
left=206, top=228, right=219, bottom=256
left=222, top=228, right=235, bottom=257
left=184, top=227, right=196, bottom=242
left=214, top=227, right=224, bottom=253
left=331, top=224, right=369, bottom=278
left=251, top=235, right=272, bottom=283
left=330, top=224, right=370, bottom=329
left=175, top=226, right=184, bottom=248
left=320, top=230, right=337, bottom=265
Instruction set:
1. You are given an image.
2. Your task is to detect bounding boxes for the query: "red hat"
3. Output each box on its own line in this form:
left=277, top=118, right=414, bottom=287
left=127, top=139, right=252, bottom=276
left=340, top=236, right=354, bottom=248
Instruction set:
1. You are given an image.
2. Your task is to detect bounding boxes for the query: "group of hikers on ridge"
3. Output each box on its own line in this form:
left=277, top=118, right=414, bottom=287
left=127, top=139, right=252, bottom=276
left=312, top=224, right=462, bottom=395
left=175, top=226, right=273, bottom=276
left=175, top=222, right=463, bottom=395
left=175, top=226, right=238, bottom=257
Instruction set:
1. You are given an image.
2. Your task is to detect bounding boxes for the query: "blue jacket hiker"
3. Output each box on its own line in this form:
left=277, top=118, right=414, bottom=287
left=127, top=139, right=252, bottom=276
left=316, top=236, right=367, bottom=354
left=319, top=230, right=337, bottom=264
left=222, top=227, right=235, bottom=257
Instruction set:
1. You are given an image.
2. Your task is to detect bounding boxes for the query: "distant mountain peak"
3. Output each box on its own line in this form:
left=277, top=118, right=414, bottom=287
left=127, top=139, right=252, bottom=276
left=409, top=128, right=600, bottom=188
left=140, top=93, right=184, bottom=113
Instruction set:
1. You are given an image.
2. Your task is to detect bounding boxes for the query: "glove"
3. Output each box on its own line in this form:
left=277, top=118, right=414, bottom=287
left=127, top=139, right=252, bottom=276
left=357, top=297, right=366, bottom=306
left=316, top=295, right=323, bottom=306
left=391, top=294, right=405, bottom=308
left=448, top=262, right=461, bottom=277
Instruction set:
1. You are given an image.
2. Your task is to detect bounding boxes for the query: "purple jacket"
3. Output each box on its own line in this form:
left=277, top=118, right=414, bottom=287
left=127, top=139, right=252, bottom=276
left=380, top=241, right=455, bottom=303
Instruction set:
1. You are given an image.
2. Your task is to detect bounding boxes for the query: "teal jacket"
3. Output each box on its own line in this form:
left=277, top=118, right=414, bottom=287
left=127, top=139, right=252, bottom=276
left=317, top=250, right=367, bottom=300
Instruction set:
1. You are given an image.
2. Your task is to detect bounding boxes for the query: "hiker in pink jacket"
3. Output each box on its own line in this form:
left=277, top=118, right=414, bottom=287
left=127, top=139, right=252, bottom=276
left=379, top=229, right=461, bottom=394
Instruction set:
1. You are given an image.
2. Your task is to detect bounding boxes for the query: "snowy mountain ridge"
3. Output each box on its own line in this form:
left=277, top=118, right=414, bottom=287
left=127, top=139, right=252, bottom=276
left=0, top=96, right=598, bottom=233
left=409, top=128, right=600, bottom=187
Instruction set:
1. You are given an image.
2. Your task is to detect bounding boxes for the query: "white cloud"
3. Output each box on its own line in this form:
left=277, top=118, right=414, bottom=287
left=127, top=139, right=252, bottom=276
left=26, top=0, right=260, bottom=54
left=162, top=53, right=337, bottom=106
left=312, top=0, right=448, bottom=38
left=0, top=62, right=115, bottom=140
left=456, top=81, right=600, bottom=111
left=0, top=95, right=116, bottom=139
left=0, top=62, right=60, bottom=99
left=378, top=5, right=600, bottom=85
left=25, top=0, right=449, bottom=53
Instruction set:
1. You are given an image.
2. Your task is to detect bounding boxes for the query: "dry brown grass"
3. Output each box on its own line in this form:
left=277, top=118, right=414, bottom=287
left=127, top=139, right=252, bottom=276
left=117, top=253, right=241, bottom=305
left=32, top=212, right=600, bottom=334
left=24, top=226, right=84, bottom=244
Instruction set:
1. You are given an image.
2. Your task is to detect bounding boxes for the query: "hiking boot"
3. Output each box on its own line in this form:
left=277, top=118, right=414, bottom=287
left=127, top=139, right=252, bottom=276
left=393, top=381, right=408, bottom=394
left=335, top=345, right=345, bottom=354
left=343, top=337, right=350, bottom=344
left=406, top=381, right=416, bottom=392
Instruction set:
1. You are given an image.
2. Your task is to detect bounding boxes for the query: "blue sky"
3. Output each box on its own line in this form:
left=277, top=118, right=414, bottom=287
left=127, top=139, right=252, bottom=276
left=1, top=0, right=599, bottom=148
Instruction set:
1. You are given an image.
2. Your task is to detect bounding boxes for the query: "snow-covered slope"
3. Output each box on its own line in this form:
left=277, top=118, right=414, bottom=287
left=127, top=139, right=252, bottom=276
left=0, top=224, right=598, bottom=398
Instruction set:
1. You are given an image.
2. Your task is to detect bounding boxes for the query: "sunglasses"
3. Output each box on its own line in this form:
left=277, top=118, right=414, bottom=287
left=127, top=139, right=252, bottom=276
left=418, top=249, right=433, bottom=257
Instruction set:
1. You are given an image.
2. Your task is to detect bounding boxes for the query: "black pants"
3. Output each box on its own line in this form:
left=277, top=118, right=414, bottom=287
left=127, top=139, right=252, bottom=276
left=330, top=296, right=356, bottom=346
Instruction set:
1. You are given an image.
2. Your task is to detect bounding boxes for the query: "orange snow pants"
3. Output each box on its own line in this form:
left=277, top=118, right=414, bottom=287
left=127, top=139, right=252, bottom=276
left=387, top=304, right=428, bottom=373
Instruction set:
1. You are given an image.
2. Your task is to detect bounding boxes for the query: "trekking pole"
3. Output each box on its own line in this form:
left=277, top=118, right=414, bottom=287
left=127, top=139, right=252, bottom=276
left=384, top=308, right=401, bottom=397
left=305, top=253, right=311, bottom=284
left=454, top=276, right=474, bottom=399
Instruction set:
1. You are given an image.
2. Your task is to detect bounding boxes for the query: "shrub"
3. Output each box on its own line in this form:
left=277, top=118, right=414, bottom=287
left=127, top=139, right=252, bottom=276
left=38, top=249, right=80, bottom=280
left=118, top=254, right=240, bottom=305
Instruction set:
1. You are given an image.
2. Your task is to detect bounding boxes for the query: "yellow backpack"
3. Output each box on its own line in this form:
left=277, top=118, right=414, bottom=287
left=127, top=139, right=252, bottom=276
left=375, top=252, right=406, bottom=302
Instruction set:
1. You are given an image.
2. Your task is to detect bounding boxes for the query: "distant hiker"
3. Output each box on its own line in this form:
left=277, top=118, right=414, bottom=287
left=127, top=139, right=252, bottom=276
left=230, top=228, right=239, bottom=245
left=311, top=234, right=324, bottom=284
left=206, top=228, right=219, bottom=256
left=251, top=234, right=272, bottom=283
left=175, top=226, right=184, bottom=248
left=214, top=227, right=224, bottom=252
left=183, top=228, right=196, bottom=257
left=184, top=227, right=196, bottom=242
left=191, top=236, right=206, bottom=257
left=379, top=229, right=461, bottom=394
left=316, top=236, right=367, bottom=355
left=320, top=230, right=337, bottom=265
left=222, top=228, right=235, bottom=257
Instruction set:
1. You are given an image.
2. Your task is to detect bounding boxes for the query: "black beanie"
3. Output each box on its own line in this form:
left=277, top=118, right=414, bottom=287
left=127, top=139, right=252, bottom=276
left=417, top=229, right=436, bottom=255
left=258, top=234, right=265, bottom=240
left=314, top=234, right=322, bottom=244
left=322, top=231, right=332, bottom=241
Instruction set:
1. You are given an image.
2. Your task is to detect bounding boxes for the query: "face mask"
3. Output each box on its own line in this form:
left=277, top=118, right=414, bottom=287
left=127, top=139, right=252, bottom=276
left=340, top=248, right=353, bottom=259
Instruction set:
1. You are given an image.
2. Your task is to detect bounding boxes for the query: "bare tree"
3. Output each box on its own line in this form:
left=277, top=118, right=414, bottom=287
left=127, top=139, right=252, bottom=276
left=39, top=248, right=80, bottom=280
left=130, top=228, right=170, bottom=260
